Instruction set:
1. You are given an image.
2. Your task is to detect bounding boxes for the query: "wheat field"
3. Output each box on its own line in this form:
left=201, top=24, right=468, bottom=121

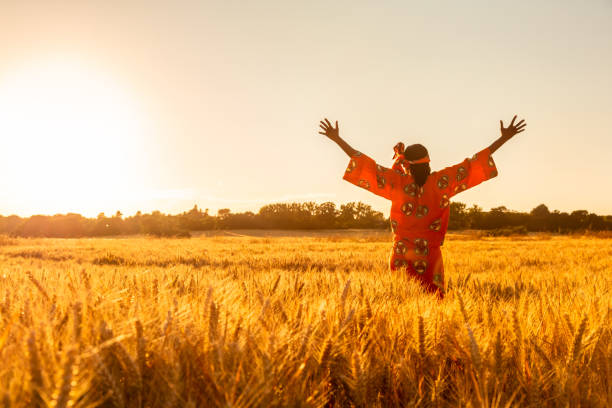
left=0, top=232, right=610, bottom=407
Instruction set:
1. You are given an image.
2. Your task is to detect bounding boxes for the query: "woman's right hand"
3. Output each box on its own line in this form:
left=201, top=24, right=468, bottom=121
left=500, top=115, right=526, bottom=140
left=319, top=118, right=340, bottom=141
left=319, top=118, right=358, bottom=157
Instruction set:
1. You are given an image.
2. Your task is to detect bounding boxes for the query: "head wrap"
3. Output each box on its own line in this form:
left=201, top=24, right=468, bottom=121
left=393, top=142, right=431, bottom=186
left=393, top=142, right=405, bottom=160
left=393, top=142, right=430, bottom=166
left=407, top=156, right=430, bottom=164
left=391, top=143, right=407, bottom=174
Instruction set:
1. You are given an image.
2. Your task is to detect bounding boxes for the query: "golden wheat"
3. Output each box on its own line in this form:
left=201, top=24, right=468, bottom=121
left=0, top=233, right=610, bottom=407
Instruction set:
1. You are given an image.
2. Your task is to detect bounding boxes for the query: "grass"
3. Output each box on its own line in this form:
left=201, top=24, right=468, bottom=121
left=0, top=233, right=610, bottom=407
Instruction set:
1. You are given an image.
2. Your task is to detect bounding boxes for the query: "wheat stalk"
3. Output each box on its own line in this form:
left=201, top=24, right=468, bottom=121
left=52, top=347, right=76, bottom=408
left=569, top=315, right=588, bottom=367
left=135, top=320, right=146, bottom=379
left=28, top=331, right=44, bottom=408
left=417, top=315, right=426, bottom=360
left=493, top=330, right=504, bottom=378
left=209, top=301, right=219, bottom=343
left=26, top=271, right=50, bottom=301
left=73, top=302, right=82, bottom=344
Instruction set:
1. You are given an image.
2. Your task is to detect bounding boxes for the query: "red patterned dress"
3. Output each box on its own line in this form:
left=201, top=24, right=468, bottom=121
left=343, top=147, right=498, bottom=298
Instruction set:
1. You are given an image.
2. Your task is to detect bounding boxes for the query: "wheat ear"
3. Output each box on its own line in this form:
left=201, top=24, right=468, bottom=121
left=28, top=331, right=44, bottom=408
left=53, top=347, right=76, bottom=408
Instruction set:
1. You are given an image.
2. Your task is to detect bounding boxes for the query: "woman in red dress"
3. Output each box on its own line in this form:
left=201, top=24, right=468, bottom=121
left=319, top=116, right=526, bottom=298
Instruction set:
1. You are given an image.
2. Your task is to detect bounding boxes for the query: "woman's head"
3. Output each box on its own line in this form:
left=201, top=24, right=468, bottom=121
left=403, top=144, right=431, bottom=187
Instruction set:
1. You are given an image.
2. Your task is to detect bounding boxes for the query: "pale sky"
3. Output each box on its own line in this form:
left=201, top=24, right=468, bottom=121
left=0, top=0, right=611, bottom=217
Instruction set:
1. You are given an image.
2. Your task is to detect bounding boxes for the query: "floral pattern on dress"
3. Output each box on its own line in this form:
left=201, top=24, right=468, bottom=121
left=414, top=238, right=429, bottom=256
left=437, top=175, right=449, bottom=189
left=456, top=166, right=467, bottom=181
left=390, top=219, right=398, bottom=233
left=413, top=260, right=427, bottom=275
left=429, top=219, right=441, bottom=231
left=440, top=195, right=450, bottom=208
left=415, top=205, right=429, bottom=218
left=453, top=183, right=467, bottom=194
left=346, top=159, right=358, bottom=173
left=401, top=202, right=414, bottom=216
left=376, top=174, right=386, bottom=189
left=404, top=183, right=419, bottom=197
left=394, top=240, right=407, bottom=255
left=393, top=259, right=407, bottom=268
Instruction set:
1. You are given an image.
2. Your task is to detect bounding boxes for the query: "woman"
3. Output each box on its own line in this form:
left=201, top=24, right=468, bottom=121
left=319, top=116, right=526, bottom=298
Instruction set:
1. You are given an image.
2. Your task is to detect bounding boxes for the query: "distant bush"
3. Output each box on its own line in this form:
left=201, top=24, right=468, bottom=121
left=93, top=253, right=133, bottom=266
left=0, top=202, right=609, bottom=238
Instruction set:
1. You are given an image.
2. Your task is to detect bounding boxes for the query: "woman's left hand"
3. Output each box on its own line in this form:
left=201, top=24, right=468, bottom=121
left=500, top=115, right=526, bottom=139
left=319, top=118, right=340, bottom=141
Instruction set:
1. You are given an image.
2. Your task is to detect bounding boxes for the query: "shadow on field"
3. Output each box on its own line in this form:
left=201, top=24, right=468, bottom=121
left=91, top=252, right=374, bottom=272
left=6, top=249, right=73, bottom=262
left=193, top=229, right=392, bottom=238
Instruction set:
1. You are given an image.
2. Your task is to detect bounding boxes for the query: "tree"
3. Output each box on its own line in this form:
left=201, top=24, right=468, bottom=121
left=530, top=204, right=551, bottom=231
left=338, top=203, right=357, bottom=228
left=485, top=206, right=510, bottom=229
left=531, top=204, right=550, bottom=217
left=449, top=202, right=468, bottom=229
left=467, top=204, right=484, bottom=229
left=315, top=202, right=338, bottom=228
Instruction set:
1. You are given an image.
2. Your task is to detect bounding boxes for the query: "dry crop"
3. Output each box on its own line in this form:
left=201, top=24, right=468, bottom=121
left=0, top=233, right=610, bottom=407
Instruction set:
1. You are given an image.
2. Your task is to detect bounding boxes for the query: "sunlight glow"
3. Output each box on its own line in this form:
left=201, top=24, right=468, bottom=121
left=0, top=59, right=150, bottom=215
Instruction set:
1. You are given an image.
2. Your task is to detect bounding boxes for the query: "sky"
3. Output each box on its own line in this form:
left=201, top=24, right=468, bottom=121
left=0, top=0, right=611, bottom=217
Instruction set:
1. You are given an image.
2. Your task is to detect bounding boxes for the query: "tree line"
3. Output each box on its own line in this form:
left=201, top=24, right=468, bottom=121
left=0, top=202, right=609, bottom=238
left=448, top=203, right=612, bottom=233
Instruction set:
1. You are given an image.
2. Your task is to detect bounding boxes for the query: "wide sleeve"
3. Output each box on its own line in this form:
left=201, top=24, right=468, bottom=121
left=342, top=151, right=401, bottom=200
left=434, top=147, right=498, bottom=198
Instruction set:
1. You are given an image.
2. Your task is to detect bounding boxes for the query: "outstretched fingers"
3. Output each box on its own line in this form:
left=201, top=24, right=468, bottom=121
left=502, top=116, right=527, bottom=131
left=510, top=115, right=517, bottom=127
left=320, top=118, right=335, bottom=130
left=319, top=118, right=338, bottom=137
left=514, top=117, right=527, bottom=132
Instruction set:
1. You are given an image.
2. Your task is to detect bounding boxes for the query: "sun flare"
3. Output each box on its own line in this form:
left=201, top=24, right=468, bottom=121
left=0, top=59, right=150, bottom=215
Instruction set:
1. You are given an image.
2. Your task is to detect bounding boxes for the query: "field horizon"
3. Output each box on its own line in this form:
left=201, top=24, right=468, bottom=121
left=1, top=201, right=610, bottom=240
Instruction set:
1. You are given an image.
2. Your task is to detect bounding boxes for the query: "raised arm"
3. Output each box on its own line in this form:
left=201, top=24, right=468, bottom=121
left=488, top=115, right=526, bottom=154
left=319, top=118, right=358, bottom=157
left=319, top=118, right=402, bottom=200
left=436, top=115, right=527, bottom=198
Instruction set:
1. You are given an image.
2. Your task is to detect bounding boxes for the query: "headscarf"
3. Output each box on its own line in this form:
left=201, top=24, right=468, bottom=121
left=392, top=142, right=430, bottom=175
